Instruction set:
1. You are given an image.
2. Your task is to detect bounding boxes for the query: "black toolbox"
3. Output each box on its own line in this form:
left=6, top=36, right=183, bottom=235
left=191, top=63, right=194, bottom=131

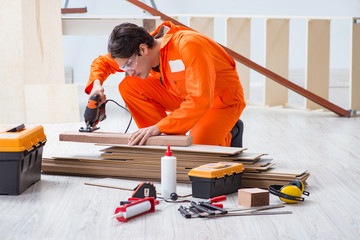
left=0, top=124, right=46, bottom=195
left=188, top=162, right=244, bottom=199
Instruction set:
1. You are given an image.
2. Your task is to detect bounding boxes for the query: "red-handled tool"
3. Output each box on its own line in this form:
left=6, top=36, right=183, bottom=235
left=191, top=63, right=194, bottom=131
left=211, top=203, right=223, bottom=208
left=191, top=201, right=215, bottom=216
left=206, top=195, right=227, bottom=204
left=200, top=202, right=228, bottom=214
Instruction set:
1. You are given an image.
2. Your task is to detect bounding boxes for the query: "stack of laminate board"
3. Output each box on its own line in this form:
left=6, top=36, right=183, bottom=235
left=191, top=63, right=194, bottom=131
left=42, top=132, right=310, bottom=188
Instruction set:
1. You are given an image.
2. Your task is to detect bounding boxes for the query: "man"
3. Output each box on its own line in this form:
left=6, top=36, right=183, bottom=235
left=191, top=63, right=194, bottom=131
left=85, top=21, right=245, bottom=147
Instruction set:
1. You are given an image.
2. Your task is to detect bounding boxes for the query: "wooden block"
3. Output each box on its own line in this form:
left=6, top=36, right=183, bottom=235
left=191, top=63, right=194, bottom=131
left=238, top=188, right=269, bottom=207
left=60, top=131, right=193, bottom=147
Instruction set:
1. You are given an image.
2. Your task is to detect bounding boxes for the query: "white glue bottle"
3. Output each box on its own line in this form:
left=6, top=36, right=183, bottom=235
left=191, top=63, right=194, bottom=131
left=161, top=145, right=177, bottom=199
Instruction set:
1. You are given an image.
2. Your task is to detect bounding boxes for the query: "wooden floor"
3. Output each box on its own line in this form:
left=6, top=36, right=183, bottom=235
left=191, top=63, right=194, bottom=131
left=1, top=106, right=360, bottom=240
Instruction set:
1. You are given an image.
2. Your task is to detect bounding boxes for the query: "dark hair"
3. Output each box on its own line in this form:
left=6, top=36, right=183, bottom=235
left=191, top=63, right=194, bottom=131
left=108, top=22, right=154, bottom=59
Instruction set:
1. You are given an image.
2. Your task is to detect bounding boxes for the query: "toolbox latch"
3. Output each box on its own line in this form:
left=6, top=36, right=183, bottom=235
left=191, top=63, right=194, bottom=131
left=7, top=124, right=25, bottom=132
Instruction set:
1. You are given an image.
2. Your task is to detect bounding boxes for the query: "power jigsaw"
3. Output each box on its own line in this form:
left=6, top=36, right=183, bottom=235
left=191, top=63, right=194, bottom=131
left=79, top=93, right=107, bottom=132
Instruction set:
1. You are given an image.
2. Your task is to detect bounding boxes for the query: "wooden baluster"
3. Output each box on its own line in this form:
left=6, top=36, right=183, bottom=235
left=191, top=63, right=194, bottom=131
left=189, top=17, right=214, bottom=39
left=305, top=19, right=331, bottom=110
left=265, top=18, right=290, bottom=107
left=350, top=18, right=360, bottom=114
left=226, top=17, right=251, bottom=102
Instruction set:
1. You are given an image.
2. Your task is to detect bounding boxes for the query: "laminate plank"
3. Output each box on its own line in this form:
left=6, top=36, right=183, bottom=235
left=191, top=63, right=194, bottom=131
left=99, top=152, right=258, bottom=163
left=100, top=147, right=264, bottom=160
left=49, top=153, right=259, bottom=169
left=243, top=162, right=276, bottom=172
left=60, top=131, right=193, bottom=147
left=97, top=143, right=247, bottom=155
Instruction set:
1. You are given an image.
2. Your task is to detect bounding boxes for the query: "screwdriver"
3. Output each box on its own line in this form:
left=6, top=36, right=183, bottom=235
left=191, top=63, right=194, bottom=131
left=205, top=195, right=227, bottom=204
left=199, top=202, right=228, bottom=214
left=191, top=201, right=215, bottom=216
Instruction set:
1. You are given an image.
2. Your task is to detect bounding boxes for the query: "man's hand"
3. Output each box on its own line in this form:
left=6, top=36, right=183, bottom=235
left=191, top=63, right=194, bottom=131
left=128, top=125, right=161, bottom=146
left=90, top=79, right=106, bottom=105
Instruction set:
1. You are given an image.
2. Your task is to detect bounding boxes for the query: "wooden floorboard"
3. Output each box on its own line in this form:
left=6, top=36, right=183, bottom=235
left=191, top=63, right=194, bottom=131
left=59, top=131, right=193, bottom=147
left=1, top=106, right=360, bottom=239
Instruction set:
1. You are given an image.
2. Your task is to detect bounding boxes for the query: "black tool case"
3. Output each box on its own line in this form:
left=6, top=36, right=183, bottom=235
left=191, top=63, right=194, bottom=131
left=0, top=124, right=46, bottom=195
left=188, top=162, right=244, bottom=199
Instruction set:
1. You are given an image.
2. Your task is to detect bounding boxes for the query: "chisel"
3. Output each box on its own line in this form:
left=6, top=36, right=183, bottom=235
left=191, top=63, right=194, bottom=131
left=178, top=206, right=191, bottom=218
left=191, top=201, right=215, bottom=216
left=226, top=204, right=285, bottom=213
left=199, top=202, right=228, bottom=214
left=189, top=206, right=204, bottom=217
left=177, top=206, right=201, bottom=218
left=206, top=210, right=292, bottom=218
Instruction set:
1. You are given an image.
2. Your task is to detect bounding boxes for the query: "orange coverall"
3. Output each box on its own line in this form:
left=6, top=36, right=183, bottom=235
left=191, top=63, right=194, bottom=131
left=85, top=21, right=246, bottom=146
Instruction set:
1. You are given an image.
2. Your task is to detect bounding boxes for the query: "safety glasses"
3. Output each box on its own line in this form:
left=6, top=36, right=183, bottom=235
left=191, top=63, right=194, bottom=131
left=119, top=54, right=139, bottom=71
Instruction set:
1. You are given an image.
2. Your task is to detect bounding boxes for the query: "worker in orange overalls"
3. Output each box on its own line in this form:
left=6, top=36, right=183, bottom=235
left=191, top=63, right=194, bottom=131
left=85, top=21, right=246, bottom=147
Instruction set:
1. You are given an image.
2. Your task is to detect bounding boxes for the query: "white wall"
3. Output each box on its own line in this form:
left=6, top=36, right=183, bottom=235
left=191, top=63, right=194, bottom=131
left=61, top=0, right=360, bottom=85
left=62, top=0, right=360, bottom=16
